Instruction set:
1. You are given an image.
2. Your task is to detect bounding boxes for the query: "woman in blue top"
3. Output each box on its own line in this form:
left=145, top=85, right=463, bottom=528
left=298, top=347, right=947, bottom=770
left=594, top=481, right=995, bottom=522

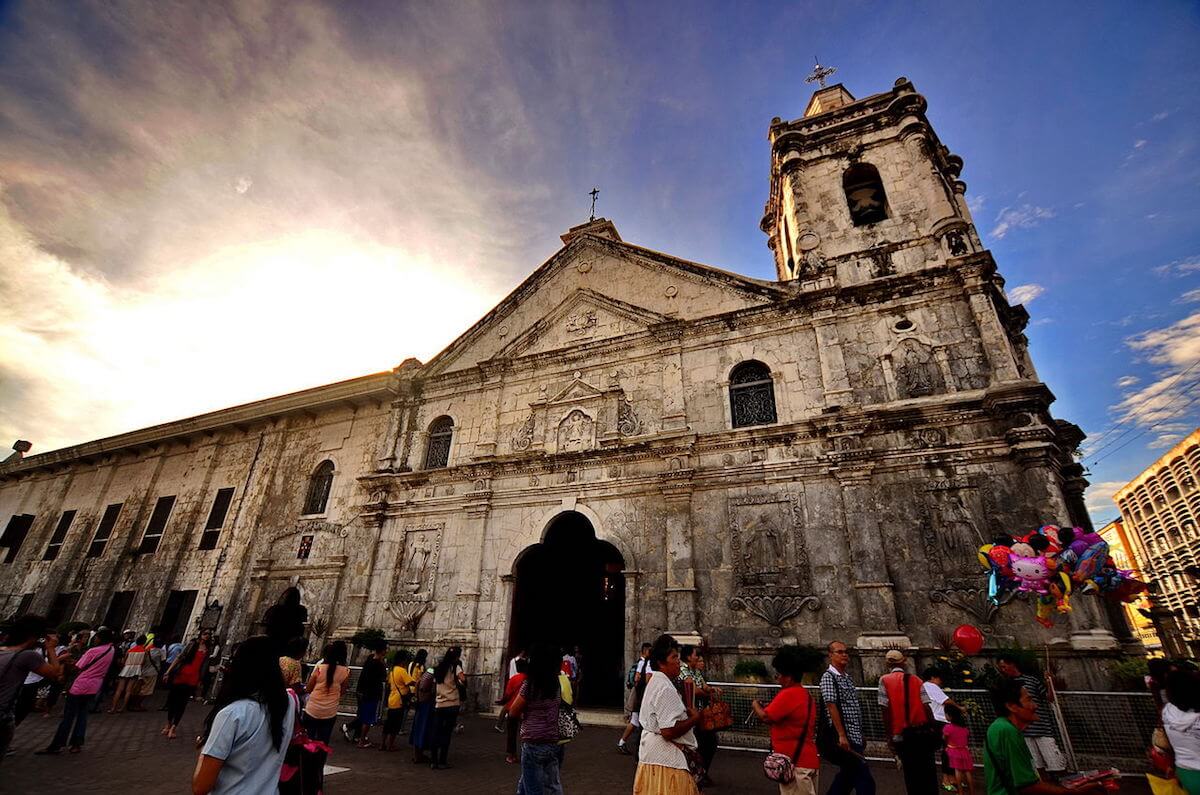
left=192, top=636, right=296, bottom=795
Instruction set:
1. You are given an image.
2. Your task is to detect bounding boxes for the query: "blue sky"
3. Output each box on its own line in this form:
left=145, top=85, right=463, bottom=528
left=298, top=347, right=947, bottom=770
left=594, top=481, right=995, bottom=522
left=0, top=0, right=1197, bottom=525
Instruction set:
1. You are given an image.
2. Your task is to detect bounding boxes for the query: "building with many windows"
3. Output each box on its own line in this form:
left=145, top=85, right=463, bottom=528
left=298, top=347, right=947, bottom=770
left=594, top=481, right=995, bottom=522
left=1113, top=427, right=1200, bottom=657
left=0, top=77, right=1133, bottom=703
left=1097, top=517, right=1161, bottom=653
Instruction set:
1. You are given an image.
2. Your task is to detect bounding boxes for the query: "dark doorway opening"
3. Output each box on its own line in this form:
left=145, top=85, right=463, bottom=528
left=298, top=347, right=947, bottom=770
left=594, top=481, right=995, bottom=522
left=508, top=512, right=625, bottom=708
left=159, top=590, right=198, bottom=642
left=102, top=591, right=136, bottom=633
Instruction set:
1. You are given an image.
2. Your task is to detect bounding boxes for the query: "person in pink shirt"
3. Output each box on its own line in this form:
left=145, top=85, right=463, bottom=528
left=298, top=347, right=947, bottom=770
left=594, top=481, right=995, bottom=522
left=943, top=703, right=976, bottom=795
left=38, top=627, right=115, bottom=754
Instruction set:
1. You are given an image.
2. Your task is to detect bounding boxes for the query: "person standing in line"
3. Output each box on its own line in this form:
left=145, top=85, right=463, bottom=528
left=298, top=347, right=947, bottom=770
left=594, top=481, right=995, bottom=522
left=1162, top=669, right=1200, bottom=795
left=90, top=628, right=125, bottom=713
left=165, top=635, right=184, bottom=667
left=13, top=635, right=68, bottom=725
left=409, top=663, right=436, bottom=764
left=820, top=640, right=875, bottom=795
left=192, top=636, right=296, bottom=795
left=409, top=648, right=428, bottom=680
left=38, top=627, right=112, bottom=755
left=942, top=703, right=975, bottom=795
left=633, top=634, right=701, bottom=795
left=1, top=616, right=63, bottom=761
left=678, top=645, right=721, bottom=787
left=996, top=654, right=1067, bottom=779
left=618, top=642, right=652, bottom=755
left=499, top=657, right=530, bottom=764
left=429, top=648, right=466, bottom=770
left=262, top=586, right=308, bottom=655
left=508, top=643, right=564, bottom=793
left=202, top=634, right=223, bottom=703
left=382, top=649, right=415, bottom=752
left=278, top=636, right=307, bottom=698
left=301, top=640, right=348, bottom=794
left=497, top=648, right=529, bottom=734
left=752, top=645, right=821, bottom=795
left=984, top=679, right=1103, bottom=795
left=878, top=649, right=937, bottom=795
left=110, top=634, right=148, bottom=713
left=163, top=630, right=212, bottom=740
left=133, top=633, right=163, bottom=712
left=343, top=641, right=386, bottom=748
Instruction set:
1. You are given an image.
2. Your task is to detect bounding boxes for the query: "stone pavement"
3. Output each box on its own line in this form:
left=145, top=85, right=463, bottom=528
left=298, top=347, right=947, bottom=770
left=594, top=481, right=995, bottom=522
left=4, top=700, right=1152, bottom=794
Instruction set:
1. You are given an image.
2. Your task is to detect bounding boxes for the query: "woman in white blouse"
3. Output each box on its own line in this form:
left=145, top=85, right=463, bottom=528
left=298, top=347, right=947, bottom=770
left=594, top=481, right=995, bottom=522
left=634, top=634, right=701, bottom=795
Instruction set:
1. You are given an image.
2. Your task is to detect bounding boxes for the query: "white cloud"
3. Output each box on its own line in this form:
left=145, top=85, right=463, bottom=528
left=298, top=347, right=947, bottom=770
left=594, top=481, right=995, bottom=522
left=1154, top=256, right=1200, bottom=278
left=1115, top=375, right=1140, bottom=389
left=234, top=177, right=253, bottom=195
left=1152, top=110, right=1170, bottom=122
left=1085, top=480, right=1128, bottom=516
left=1106, top=311, right=1200, bottom=434
left=1179, top=288, right=1200, bottom=304
left=967, top=194, right=985, bottom=213
left=990, top=204, right=1055, bottom=239
left=1007, top=283, right=1045, bottom=304
left=1134, top=139, right=1148, bottom=149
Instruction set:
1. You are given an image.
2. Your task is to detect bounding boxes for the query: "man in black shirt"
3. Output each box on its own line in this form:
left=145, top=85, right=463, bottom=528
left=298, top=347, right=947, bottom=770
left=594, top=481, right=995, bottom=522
left=342, top=642, right=388, bottom=747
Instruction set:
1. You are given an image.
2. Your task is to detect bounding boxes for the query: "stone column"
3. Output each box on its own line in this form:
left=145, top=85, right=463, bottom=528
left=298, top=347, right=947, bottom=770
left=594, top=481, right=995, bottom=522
left=660, top=476, right=700, bottom=641
left=813, top=317, right=855, bottom=408
left=961, top=265, right=1023, bottom=384
left=654, top=323, right=688, bottom=431
left=832, top=466, right=909, bottom=648
left=376, top=400, right=404, bottom=469
left=448, top=499, right=492, bottom=639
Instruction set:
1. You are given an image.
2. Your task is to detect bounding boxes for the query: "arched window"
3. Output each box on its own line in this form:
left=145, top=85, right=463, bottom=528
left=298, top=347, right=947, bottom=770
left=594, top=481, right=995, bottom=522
left=729, top=361, right=778, bottom=428
left=424, top=416, right=454, bottom=469
left=303, top=460, right=334, bottom=515
left=843, top=163, right=889, bottom=226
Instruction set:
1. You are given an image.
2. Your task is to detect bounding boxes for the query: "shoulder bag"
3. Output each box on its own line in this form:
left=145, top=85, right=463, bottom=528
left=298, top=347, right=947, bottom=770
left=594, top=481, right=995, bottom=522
left=557, top=682, right=581, bottom=743
left=763, top=695, right=814, bottom=784
left=899, top=674, right=942, bottom=753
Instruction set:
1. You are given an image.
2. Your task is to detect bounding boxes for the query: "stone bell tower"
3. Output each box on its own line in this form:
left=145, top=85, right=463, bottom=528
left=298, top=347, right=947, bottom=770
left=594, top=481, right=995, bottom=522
left=761, top=77, right=984, bottom=286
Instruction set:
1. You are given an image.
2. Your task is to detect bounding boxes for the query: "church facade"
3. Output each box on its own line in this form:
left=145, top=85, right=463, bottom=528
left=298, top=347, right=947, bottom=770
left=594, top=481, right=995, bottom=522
left=0, top=78, right=1133, bottom=703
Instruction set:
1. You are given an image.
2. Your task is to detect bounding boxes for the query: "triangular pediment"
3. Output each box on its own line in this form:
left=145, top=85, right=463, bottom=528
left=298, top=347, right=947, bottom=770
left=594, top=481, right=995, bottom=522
left=545, top=377, right=605, bottom=405
left=423, top=233, right=783, bottom=377
left=494, top=289, right=670, bottom=360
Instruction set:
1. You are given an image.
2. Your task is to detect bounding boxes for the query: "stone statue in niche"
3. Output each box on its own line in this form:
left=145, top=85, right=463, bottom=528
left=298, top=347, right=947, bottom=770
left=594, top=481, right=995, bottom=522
left=728, top=495, right=813, bottom=593
left=895, top=339, right=944, bottom=398
left=557, top=410, right=594, bottom=452
left=930, top=489, right=985, bottom=573
left=401, top=530, right=438, bottom=595
left=742, top=519, right=786, bottom=586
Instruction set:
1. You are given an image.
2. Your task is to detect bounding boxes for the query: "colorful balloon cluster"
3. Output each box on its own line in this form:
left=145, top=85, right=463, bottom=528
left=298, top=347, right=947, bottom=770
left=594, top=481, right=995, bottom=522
left=978, top=525, right=1147, bottom=627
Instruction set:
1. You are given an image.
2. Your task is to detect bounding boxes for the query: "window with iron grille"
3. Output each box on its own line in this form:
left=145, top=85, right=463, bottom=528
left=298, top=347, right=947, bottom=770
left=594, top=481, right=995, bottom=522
left=86, top=503, right=123, bottom=558
left=303, top=461, right=334, bottom=515
left=424, top=416, right=454, bottom=469
left=43, top=510, right=77, bottom=561
left=729, top=361, right=777, bottom=428
left=0, top=513, right=35, bottom=564
left=198, top=488, right=235, bottom=550
left=137, top=496, right=176, bottom=554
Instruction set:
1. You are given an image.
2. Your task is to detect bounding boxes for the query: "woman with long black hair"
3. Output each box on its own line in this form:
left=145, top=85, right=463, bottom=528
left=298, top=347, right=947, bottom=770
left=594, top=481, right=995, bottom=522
left=192, top=636, right=296, bottom=794
left=507, top=642, right=568, bottom=793
left=162, top=629, right=212, bottom=740
left=428, top=647, right=466, bottom=770
left=302, top=640, right=348, bottom=743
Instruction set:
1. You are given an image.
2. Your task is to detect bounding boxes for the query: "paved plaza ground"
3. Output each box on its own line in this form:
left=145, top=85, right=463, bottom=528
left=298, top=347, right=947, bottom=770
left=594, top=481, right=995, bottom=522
left=3, top=698, right=1153, bottom=794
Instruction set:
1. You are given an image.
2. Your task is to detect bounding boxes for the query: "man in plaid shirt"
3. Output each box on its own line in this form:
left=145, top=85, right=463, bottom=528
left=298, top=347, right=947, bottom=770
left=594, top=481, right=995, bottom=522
left=820, top=641, right=876, bottom=794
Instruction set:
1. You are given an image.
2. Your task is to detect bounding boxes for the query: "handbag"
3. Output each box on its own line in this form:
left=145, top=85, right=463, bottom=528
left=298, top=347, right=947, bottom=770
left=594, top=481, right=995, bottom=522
left=557, top=697, right=581, bottom=743
left=763, top=696, right=814, bottom=783
left=699, top=697, right=733, bottom=732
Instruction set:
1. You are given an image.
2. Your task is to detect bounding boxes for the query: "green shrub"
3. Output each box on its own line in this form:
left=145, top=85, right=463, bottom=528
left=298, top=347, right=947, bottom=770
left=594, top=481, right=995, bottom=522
left=733, top=658, right=770, bottom=681
left=350, top=628, right=386, bottom=650
left=1107, top=657, right=1149, bottom=692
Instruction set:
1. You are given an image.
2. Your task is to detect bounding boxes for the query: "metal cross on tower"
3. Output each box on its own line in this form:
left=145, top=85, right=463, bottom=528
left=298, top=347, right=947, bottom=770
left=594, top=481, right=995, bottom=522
left=588, top=187, right=600, bottom=221
left=805, top=57, right=837, bottom=88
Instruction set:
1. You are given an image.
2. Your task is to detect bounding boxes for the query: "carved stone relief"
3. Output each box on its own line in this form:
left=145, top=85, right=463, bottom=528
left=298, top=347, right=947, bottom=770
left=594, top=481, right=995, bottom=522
left=565, top=310, right=598, bottom=334
left=728, top=494, right=814, bottom=594
left=556, top=409, right=595, bottom=453
left=512, top=412, right=535, bottom=451
left=394, top=525, right=442, bottom=599
left=617, top=398, right=641, bottom=436
left=894, top=338, right=945, bottom=398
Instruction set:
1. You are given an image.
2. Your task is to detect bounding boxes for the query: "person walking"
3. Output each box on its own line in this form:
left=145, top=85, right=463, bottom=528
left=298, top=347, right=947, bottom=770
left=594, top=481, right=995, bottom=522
left=984, top=678, right=1103, bottom=795
left=202, top=633, right=222, bottom=703
left=878, top=649, right=937, bottom=795
left=508, top=643, right=565, bottom=793
left=38, top=627, right=112, bottom=755
left=262, top=586, right=308, bottom=655
left=1, top=615, right=63, bottom=761
left=1162, top=669, right=1200, bottom=795
left=499, top=657, right=530, bottom=764
left=924, top=665, right=964, bottom=792
left=819, top=640, right=875, bottom=795
left=279, top=636, right=307, bottom=697
left=428, top=648, right=466, bottom=770
left=110, top=633, right=148, bottom=713
left=996, top=654, right=1066, bottom=780
left=382, top=649, right=415, bottom=751
left=943, top=703, right=975, bottom=795
left=752, top=645, right=820, bottom=795
left=133, top=633, right=163, bottom=711
left=678, top=645, right=720, bottom=787
left=192, top=636, right=296, bottom=795
left=162, top=630, right=211, bottom=740
left=618, top=642, right=652, bottom=755
left=633, top=633, right=701, bottom=795
left=302, top=641, right=348, bottom=744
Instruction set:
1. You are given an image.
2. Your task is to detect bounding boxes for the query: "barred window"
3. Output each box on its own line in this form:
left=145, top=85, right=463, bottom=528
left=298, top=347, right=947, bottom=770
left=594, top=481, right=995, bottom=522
left=729, top=361, right=778, bottom=428
left=86, top=503, right=123, bottom=558
left=302, top=461, right=335, bottom=516
left=137, top=495, right=176, bottom=554
left=424, top=416, right=454, bottom=470
left=43, top=510, right=77, bottom=561
left=198, top=488, right=234, bottom=550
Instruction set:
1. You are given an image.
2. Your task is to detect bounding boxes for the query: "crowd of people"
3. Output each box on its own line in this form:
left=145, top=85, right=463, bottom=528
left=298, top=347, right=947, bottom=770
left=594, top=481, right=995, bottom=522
left=6, top=598, right=1200, bottom=794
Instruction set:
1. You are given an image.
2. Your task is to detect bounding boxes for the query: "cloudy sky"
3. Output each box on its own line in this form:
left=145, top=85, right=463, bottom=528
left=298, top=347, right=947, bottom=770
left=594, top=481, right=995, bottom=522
left=1, top=0, right=1197, bottom=525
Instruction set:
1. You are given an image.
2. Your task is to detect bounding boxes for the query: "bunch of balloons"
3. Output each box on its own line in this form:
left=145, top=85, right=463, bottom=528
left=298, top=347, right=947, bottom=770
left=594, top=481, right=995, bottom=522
left=977, top=525, right=1147, bottom=627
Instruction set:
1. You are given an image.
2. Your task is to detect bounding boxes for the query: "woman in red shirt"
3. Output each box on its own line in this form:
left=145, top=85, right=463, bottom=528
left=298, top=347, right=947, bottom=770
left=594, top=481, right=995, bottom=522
left=162, top=630, right=211, bottom=740
left=752, top=646, right=820, bottom=795
left=499, top=657, right=529, bottom=763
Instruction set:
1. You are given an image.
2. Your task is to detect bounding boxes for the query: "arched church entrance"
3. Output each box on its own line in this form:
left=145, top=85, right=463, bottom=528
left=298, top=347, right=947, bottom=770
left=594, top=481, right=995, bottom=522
left=508, top=511, right=625, bottom=708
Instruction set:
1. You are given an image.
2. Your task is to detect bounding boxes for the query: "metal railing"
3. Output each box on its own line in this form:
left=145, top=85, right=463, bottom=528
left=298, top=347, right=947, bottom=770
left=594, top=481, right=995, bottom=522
left=707, top=682, right=1158, bottom=773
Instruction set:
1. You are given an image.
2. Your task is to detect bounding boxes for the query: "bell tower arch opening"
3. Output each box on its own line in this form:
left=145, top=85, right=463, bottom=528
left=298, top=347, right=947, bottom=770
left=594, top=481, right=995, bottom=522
left=508, top=511, right=625, bottom=708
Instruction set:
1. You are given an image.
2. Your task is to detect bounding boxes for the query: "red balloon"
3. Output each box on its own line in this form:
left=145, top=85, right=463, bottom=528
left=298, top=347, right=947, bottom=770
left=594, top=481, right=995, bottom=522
left=952, top=624, right=984, bottom=655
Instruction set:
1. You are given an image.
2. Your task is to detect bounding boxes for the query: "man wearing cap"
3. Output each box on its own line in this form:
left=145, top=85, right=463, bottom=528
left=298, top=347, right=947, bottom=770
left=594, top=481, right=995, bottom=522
left=878, top=649, right=937, bottom=795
